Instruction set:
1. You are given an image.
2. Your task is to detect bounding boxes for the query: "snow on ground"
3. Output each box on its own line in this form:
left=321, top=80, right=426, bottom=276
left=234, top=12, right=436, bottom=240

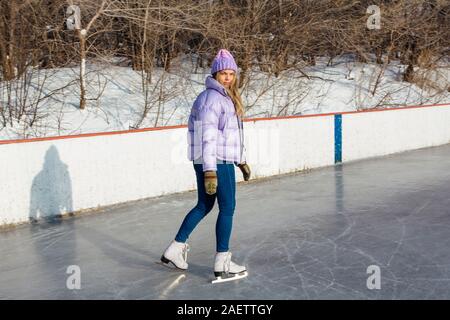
left=0, top=54, right=449, bottom=140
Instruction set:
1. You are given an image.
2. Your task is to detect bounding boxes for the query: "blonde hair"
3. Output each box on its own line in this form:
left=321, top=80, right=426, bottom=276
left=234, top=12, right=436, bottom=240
left=214, top=72, right=245, bottom=118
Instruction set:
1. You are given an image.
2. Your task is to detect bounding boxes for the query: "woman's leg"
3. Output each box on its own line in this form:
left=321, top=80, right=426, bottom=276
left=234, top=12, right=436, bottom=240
left=215, top=163, right=236, bottom=252
left=175, top=163, right=216, bottom=243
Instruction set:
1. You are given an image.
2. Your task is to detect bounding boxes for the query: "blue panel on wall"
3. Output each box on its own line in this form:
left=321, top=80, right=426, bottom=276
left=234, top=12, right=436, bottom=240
left=334, top=114, right=342, bottom=163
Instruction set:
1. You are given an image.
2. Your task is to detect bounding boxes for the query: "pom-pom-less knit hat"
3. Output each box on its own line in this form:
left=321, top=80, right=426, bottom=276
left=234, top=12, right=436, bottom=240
left=211, top=49, right=238, bottom=75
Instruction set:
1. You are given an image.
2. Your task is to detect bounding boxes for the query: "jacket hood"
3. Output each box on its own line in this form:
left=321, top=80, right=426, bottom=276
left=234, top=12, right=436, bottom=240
left=205, top=76, right=228, bottom=97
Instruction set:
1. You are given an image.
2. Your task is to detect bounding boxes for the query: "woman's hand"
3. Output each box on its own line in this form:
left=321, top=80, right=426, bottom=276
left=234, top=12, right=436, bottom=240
left=238, top=162, right=251, bottom=181
left=204, top=171, right=218, bottom=195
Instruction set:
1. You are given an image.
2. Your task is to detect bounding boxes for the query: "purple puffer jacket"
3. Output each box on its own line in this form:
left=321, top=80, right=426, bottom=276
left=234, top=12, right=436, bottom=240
left=187, top=76, right=246, bottom=172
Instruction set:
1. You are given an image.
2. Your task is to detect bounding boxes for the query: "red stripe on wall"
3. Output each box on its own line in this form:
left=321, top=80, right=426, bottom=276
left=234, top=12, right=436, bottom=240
left=1, top=102, right=449, bottom=145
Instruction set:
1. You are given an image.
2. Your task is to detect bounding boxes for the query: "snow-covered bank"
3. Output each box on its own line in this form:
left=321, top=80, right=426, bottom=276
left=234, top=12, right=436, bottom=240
left=1, top=54, right=449, bottom=141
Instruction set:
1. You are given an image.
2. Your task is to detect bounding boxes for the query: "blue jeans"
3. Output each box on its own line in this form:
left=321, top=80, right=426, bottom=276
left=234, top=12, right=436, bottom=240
left=175, top=161, right=236, bottom=252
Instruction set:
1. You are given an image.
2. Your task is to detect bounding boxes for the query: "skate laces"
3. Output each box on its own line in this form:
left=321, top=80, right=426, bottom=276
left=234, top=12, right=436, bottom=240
left=223, top=252, right=232, bottom=274
left=181, top=243, right=190, bottom=262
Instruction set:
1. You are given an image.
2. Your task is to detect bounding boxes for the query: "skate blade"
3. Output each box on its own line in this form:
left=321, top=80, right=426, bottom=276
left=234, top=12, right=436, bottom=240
left=155, top=260, right=187, bottom=271
left=211, top=271, right=248, bottom=284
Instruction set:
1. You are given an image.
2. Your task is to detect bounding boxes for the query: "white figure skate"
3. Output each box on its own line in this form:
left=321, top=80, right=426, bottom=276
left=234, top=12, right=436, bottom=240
left=212, top=252, right=248, bottom=284
left=160, top=240, right=189, bottom=270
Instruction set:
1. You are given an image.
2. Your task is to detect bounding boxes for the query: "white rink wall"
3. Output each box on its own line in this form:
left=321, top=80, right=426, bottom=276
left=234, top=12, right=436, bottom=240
left=343, top=105, right=450, bottom=161
left=1, top=103, right=449, bottom=226
left=245, top=115, right=334, bottom=178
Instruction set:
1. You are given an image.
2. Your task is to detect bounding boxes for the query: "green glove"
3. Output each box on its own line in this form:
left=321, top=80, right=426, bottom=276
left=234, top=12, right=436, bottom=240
left=204, top=171, right=217, bottom=195
left=238, top=162, right=251, bottom=181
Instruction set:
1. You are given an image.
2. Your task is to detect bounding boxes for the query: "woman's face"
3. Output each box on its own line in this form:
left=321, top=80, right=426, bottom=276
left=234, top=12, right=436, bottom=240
left=215, top=69, right=235, bottom=88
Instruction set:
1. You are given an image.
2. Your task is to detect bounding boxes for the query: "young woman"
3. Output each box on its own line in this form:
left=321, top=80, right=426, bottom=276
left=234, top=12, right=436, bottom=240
left=161, top=49, right=251, bottom=283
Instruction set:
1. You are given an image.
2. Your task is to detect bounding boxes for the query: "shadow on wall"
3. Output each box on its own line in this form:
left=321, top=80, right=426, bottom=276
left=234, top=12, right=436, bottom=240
left=29, top=145, right=73, bottom=224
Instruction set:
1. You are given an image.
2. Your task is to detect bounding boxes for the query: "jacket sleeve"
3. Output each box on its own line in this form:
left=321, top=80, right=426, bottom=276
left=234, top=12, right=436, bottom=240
left=241, top=145, right=247, bottom=164
left=240, top=119, right=247, bottom=164
left=199, top=97, right=221, bottom=172
left=235, top=117, right=247, bottom=166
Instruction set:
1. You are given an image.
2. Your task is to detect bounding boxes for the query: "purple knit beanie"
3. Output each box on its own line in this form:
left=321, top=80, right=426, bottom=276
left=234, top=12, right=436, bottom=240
left=211, top=49, right=238, bottom=75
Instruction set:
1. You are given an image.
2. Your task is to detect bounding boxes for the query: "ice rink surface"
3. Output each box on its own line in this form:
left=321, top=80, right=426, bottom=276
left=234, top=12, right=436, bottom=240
left=1, top=143, right=450, bottom=299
